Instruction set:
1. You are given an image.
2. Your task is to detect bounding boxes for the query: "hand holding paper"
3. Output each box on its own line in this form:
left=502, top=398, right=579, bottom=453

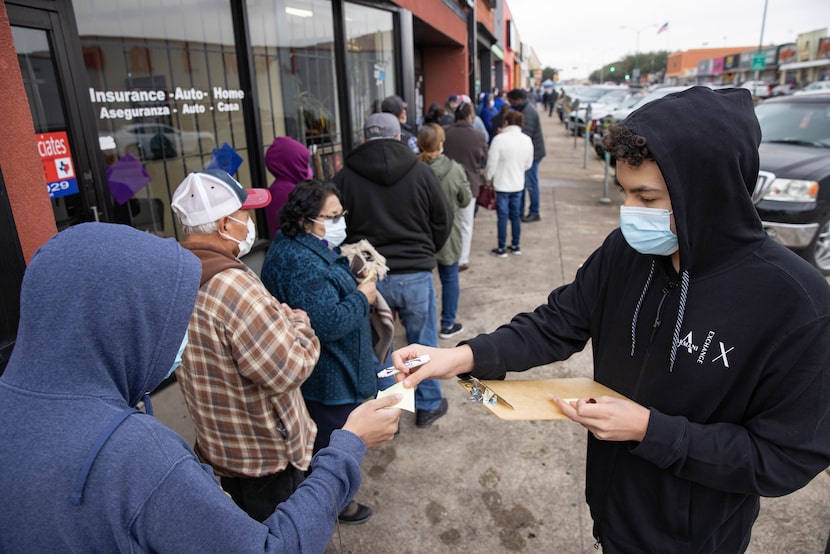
left=342, top=395, right=402, bottom=448
left=376, top=381, right=415, bottom=413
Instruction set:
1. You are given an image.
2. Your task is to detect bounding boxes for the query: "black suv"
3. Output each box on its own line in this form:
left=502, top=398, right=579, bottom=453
left=753, top=93, right=830, bottom=274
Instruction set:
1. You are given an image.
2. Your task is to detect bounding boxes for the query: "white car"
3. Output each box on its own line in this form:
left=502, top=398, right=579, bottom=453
left=740, top=80, right=771, bottom=98
left=109, top=123, right=215, bottom=160
left=793, top=81, right=830, bottom=96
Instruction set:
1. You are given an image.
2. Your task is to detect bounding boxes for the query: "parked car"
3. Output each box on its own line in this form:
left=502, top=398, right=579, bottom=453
left=590, top=86, right=695, bottom=158
left=562, top=85, right=623, bottom=134
left=752, top=93, right=830, bottom=274
left=770, top=83, right=799, bottom=97
left=110, top=123, right=215, bottom=160
left=566, top=87, right=636, bottom=136
left=793, top=80, right=830, bottom=96
left=740, top=80, right=772, bottom=98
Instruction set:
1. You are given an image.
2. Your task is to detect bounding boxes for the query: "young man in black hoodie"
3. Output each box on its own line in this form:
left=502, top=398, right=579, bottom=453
left=334, top=113, right=454, bottom=427
left=390, top=87, right=830, bottom=552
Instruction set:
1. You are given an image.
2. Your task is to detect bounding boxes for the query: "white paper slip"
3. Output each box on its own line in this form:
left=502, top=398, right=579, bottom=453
left=376, top=380, right=415, bottom=413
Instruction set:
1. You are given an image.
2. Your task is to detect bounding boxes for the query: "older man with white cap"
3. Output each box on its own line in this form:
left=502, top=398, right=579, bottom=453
left=333, top=113, right=454, bottom=428
left=170, top=169, right=322, bottom=522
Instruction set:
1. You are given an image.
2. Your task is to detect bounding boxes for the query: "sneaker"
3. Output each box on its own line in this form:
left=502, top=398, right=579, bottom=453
left=439, top=322, right=463, bottom=339
left=508, top=245, right=522, bottom=255
left=415, top=398, right=449, bottom=427
left=521, top=214, right=541, bottom=223
left=491, top=247, right=507, bottom=258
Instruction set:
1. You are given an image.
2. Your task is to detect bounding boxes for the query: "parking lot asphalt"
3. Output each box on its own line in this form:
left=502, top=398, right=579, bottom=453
left=152, top=108, right=830, bottom=553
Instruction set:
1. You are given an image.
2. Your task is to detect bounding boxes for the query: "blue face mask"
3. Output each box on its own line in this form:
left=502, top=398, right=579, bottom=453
left=165, top=333, right=189, bottom=379
left=619, top=206, right=678, bottom=256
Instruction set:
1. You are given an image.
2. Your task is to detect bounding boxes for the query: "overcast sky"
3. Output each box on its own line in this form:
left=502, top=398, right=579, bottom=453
left=507, top=0, right=830, bottom=81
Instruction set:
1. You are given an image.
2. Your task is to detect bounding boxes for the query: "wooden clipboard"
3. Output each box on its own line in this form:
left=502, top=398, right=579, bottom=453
left=457, top=377, right=628, bottom=420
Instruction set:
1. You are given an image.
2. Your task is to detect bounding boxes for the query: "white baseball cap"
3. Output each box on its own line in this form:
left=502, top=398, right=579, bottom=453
left=171, top=169, right=271, bottom=226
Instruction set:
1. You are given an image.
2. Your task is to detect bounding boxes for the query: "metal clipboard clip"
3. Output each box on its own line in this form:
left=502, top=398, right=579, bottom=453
left=460, top=376, right=515, bottom=410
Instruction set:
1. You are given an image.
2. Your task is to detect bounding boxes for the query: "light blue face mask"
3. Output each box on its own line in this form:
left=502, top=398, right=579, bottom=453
left=619, top=206, right=679, bottom=256
left=165, top=333, right=189, bottom=379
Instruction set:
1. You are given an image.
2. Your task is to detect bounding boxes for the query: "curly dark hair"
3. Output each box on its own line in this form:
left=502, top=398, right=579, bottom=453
left=279, top=179, right=341, bottom=238
left=601, top=124, right=653, bottom=167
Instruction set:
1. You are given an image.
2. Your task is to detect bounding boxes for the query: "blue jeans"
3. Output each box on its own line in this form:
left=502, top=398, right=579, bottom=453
left=520, top=159, right=541, bottom=216
left=496, top=191, right=522, bottom=249
left=376, top=272, right=443, bottom=411
left=436, top=262, right=459, bottom=330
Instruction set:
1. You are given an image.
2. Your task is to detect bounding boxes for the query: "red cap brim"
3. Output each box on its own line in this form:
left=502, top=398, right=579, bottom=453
left=241, top=188, right=272, bottom=209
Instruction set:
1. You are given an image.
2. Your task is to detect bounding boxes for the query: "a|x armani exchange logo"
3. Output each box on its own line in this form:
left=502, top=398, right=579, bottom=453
left=679, top=331, right=735, bottom=368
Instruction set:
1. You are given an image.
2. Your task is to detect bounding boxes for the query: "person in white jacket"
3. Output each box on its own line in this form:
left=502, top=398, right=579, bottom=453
left=484, top=110, right=534, bottom=257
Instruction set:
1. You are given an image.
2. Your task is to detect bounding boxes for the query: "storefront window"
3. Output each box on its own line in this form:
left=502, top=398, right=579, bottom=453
left=343, top=3, right=396, bottom=147
left=72, top=0, right=249, bottom=239
left=248, top=0, right=341, bottom=179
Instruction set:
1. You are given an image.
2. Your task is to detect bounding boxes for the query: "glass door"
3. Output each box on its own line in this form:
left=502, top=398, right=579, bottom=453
left=8, top=3, right=108, bottom=231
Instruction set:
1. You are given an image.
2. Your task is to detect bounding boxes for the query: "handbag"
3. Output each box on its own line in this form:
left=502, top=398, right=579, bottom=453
left=476, top=184, right=497, bottom=211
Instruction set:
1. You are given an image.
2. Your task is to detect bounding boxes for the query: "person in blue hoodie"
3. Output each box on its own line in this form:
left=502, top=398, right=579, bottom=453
left=390, top=87, right=830, bottom=553
left=0, top=222, right=401, bottom=553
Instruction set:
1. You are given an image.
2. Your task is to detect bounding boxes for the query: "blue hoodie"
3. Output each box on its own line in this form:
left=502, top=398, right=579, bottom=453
left=0, top=223, right=366, bottom=553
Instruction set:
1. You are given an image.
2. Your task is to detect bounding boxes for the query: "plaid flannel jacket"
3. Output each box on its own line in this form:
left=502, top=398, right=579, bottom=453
left=177, top=267, right=320, bottom=477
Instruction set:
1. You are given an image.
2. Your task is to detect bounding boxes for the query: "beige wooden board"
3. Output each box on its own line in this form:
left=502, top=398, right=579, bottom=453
left=457, top=377, right=628, bottom=420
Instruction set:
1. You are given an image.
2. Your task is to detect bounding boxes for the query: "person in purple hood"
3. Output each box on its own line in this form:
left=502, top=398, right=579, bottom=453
left=264, top=136, right=314, bottom=238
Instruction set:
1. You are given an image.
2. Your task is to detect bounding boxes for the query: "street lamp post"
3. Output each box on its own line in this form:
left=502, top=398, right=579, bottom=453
left=621, top=24, right=658, bottom=85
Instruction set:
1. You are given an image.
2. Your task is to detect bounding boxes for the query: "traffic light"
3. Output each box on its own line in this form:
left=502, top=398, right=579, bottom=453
left=609, top=66, right=615, bottom=73
left=625, top=74, right=630, bottom=80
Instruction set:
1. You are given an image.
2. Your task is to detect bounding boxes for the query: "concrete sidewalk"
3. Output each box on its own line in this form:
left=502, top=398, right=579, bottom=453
left=152, top=110, right=830, bottom=553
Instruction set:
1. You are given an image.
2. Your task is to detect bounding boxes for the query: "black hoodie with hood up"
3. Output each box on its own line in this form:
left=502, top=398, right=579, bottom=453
left=465, top=87, right=830, bottom=552
left=333, top=137, right=452, bottom=273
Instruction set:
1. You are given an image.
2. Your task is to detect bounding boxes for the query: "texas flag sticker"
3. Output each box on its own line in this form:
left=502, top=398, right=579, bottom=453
left=54, top=157, right=75, bottom=179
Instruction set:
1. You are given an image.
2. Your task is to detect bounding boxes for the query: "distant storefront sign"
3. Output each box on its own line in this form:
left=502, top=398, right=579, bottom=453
left=778, top=43, right=797, bottom=65
left=752, top=53, right=766, bottom=71
left=37, top=131, right=79, bottom=199
left=723, top=54, right=740, bottom=71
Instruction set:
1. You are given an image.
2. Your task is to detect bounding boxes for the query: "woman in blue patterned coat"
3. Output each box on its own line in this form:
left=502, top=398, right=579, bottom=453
left=261, top=180, right=378, bottom=524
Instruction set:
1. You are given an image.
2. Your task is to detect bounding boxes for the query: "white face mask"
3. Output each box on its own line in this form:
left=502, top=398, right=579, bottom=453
left=219, top=216, right=256, bottom=257
left=309, top=216, right=348, bottom=248
left=165, top=333, right=189, bottom=379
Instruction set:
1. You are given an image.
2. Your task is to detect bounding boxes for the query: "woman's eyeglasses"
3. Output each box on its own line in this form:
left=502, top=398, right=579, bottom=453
left=314, top=211, right=348, bottom=224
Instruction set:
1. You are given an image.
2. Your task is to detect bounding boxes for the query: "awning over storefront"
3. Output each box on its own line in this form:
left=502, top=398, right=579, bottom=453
left=490, top=44, right=504, bottom=60
left=779, top=59, right=830, bottom=70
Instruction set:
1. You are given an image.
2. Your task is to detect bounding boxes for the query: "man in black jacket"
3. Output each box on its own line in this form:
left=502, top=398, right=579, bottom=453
left=390, top=87, right=830, bottom=552
left=507, top=88, right=546, bottom=222
left=381, top=95, right=418, bottom=153
left=333, top=113, right=453, bottom=427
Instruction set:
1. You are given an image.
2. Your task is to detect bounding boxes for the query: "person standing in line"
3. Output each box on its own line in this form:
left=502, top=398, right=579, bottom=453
left=477, top=92, right=496, bottom=138
left=507, top=88, right=546, bottom=223
left=169, top=170, right=319, bottom=522
left=263, top=135, right=313, bottom=238
left=382, top=94, right=418, bottom=153
left=424, top=103, right=446, bottom=125
left=333, top=113, right=453, bottom=427
left=440, top=95, right=460, bottom=126
left=443, top=101, right=488, bottom=272
left=0, top=222, right=401, bottom=553
left=485, top=110, right=533, bottom=258
left=261, top=179, right=379, bottom=525
left=418, top=123, right=472, bottom=339
left=490, top=103, right=511, bottom=142
left=390, top=87, right=830, bottom=553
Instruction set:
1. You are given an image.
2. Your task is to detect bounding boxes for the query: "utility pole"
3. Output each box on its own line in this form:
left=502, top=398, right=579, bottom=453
left=752, top=0, right=769, bottom=93
left=621, top=24, right=657, bottom=85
